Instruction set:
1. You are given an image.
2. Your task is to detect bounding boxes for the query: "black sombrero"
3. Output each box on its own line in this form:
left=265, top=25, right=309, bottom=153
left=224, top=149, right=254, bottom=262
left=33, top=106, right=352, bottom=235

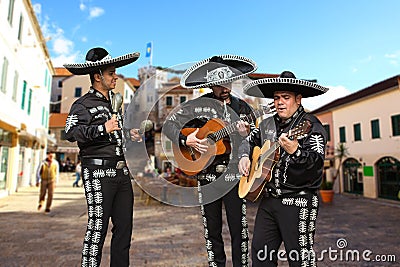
left=63, top=47, right=140, bottom=75
left=180, top=55, right=257, bottom=89
left=243, top=71, right=329, bottom=98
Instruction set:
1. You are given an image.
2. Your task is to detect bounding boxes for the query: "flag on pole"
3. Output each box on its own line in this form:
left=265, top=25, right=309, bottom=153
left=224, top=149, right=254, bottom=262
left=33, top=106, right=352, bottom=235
left=145, top=42, right=152, bottom=57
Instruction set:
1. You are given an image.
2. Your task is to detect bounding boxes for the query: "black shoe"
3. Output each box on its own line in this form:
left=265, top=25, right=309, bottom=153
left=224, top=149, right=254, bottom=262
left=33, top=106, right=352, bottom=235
left=37, top=204, right=42, bottom=211
left=45, top=208, right=50, bottom=213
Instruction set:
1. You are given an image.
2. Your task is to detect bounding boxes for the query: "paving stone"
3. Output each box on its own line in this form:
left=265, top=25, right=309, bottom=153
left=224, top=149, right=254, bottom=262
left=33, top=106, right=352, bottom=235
left=0, top=173, right=398, bottom=266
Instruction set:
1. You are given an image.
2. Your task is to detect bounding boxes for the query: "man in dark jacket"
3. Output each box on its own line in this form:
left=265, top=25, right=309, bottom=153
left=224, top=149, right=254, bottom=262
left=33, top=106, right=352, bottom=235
left=239, top=71, right=329, bottom=267
left=163, top=55, right=257, bottom=267
left=64, top=47, right=139, bottom=267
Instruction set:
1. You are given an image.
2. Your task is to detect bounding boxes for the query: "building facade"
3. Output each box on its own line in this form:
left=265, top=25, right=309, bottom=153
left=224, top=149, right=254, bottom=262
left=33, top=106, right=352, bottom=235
left=313, top=75, right=400, bottom=201
left=0, top=0, right=54, bottom=197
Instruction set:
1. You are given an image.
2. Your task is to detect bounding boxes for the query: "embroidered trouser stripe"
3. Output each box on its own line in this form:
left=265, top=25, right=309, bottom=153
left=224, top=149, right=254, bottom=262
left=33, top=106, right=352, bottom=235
left=198, top=181, right=249, bottom=267
left=81, top=164, right=133, bottom=267
left=252, top=193, right=319, bottom=267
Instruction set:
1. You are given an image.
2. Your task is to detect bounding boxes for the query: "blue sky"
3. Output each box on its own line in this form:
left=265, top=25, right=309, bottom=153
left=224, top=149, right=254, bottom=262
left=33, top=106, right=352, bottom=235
left=32, top=0, right=400, bottom=109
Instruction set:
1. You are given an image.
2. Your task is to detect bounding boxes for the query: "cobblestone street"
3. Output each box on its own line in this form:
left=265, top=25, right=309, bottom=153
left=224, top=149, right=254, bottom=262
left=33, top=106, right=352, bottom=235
left=0, top=173, right=398, bottom=266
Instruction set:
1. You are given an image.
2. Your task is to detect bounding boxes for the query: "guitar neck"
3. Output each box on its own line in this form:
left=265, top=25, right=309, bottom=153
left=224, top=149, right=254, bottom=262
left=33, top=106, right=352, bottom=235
left=209, top=109, right=268, bottom=142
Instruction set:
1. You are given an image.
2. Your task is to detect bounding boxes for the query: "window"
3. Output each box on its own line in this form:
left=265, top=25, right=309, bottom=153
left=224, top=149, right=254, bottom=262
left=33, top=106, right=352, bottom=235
left=21, top=80, right=27, bottom=109
left=8, top=0, right=15, bottom=25
left=17, top=15, right=23, bottom=42
left=323, top=124, right=331, bottom=141
left=60, top=130, right=67, bottom=140
left=74, top=87, right=82, bottom=97
left=371, top=119, right=380, bottom=139
left=1, top=57, right=9, bottom=93
left=391, top=114, right=400, bottom=136
left=166, top=96, right=173, bottom=106
left=165, top=140, right=172, bottom=151
left=27, top=89, right=32, bottom=115
left=12, top=71, right=18, bottom=101
left=58, top=80, right=63, bottom=88
left=180, top=96, right=187, bottom=103
left=339, top=126, right=346, bottom=143
left=353, top=123, right=361, bottom=141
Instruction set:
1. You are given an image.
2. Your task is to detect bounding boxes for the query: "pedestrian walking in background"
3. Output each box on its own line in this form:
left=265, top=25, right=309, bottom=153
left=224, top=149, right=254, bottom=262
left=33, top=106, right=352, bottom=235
left=36, top=151, right=59, bottom=213
left=72, top=160, right=82, bottom=187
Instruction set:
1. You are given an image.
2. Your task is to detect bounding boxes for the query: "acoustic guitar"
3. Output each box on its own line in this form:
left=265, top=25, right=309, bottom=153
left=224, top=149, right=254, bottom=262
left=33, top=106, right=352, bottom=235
left=238, top=120, right=311, bottom=202
left=172, top=105, right=275, bottom=176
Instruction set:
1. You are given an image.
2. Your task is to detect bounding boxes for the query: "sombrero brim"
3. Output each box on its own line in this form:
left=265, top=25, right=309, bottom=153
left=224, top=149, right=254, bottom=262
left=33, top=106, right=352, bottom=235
left=180, top=55, right=257, bottom=89
left=63, top=52, right=140, bottom=75
left=243, top=78, right=329, bottom=98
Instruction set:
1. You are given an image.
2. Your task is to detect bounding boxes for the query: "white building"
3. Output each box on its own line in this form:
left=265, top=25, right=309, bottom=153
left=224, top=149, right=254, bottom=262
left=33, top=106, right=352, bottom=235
left=0, top=0, right=54, bottom=196
left=313, top=75, right=400, bottom=201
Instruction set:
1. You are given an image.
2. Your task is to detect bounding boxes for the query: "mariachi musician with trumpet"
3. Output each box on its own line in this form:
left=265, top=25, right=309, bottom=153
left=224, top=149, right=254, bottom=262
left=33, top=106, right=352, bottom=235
left=238, top=71, right=329, bottom=267
left=64, top=47, right=140, bottom=267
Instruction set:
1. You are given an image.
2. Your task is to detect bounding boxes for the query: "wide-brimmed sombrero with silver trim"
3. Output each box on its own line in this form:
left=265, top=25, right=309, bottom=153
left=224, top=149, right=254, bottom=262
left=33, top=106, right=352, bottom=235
left=180, top=55, right=257, bottom=89
left=63, top=47, right=140, bottom=75
left=243, top=71, right=329, bottom=98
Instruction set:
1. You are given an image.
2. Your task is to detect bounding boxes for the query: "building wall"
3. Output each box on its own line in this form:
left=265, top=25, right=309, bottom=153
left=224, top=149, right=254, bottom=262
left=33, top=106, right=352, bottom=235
left=60, top=75, right=126, bottom=113
left=0, top=0, right=53, bottom=196
left=332, top=87, right=400, bottom=198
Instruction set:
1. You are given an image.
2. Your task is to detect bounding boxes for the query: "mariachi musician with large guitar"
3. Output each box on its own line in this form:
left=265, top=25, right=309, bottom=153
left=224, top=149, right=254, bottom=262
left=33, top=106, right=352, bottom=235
left=237, top=71, right=329, bottom=267
left=162, top=55, right=258, bottom=267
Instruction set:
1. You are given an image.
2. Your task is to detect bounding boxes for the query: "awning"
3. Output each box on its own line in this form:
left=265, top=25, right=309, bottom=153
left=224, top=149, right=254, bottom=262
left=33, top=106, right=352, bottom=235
left=57, top=146, right=80, bottom=153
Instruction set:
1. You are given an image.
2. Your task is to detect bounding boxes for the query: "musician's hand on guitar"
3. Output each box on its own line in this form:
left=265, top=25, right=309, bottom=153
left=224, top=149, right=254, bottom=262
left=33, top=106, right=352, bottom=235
left=278, top=133, right=299, bottom=155
left=186, top=128, right=208, bottom=153
left=238, top=156, right=251, bottom=177
left=236, top=120, right=250, bottom=137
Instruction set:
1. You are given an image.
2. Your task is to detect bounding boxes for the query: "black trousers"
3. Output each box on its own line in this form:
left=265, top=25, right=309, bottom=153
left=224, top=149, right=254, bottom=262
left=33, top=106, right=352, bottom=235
left=199, top=183, right=249, bottom=267
left=251, top=192, right=319, bottom=267
left=81, top=164, right=134, bottom=267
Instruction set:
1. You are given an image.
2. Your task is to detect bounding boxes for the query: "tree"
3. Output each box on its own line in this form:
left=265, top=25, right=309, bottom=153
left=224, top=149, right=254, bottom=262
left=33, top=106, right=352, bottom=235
left=333, top=142, right=349, bottom=192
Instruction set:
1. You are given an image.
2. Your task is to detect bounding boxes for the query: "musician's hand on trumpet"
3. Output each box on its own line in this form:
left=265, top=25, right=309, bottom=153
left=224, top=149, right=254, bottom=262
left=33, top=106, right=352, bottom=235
left=105, top=116, right=121, bottom=133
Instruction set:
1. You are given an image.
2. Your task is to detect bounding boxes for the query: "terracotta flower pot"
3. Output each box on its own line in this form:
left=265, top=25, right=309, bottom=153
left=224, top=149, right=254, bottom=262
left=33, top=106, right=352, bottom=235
left=320, top=189, right=334, bottom=203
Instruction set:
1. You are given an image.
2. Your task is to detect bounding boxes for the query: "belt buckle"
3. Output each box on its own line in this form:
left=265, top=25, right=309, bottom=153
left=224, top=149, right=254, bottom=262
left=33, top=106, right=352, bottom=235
left=93, top=159, right=103, bottom=165
left=215, top=165, right=227, bottom=173
left=116, top=161, right=126, bottom=169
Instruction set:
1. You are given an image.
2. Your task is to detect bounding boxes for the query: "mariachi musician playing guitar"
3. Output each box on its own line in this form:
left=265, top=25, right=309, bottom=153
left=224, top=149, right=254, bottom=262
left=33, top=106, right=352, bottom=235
left=238, top=71, right=329, bottom=267
left=163, top=55, right=257, bottom=267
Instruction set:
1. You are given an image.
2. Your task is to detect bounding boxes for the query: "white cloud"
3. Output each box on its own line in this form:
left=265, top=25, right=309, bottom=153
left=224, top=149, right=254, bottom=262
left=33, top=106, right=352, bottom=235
left=385, top=51, right=400, bottom=59
left=89, top=7, right=105, bottom=19
left=32, top=3, right=42, bottom=16
left=360, top=55, right=372, bottom=63
left=385, top=50, right=400, bottom=66
left=79, top=3, right=86, bottom=11
left=33, top=5, right=79, bottom=67
left=81, top=36, right=88, bottom=42
left=303, top=85, right=351, bottom=111
left=52, top=37, right=74, bottom=55
left=51, top=53, right=80, bottom=67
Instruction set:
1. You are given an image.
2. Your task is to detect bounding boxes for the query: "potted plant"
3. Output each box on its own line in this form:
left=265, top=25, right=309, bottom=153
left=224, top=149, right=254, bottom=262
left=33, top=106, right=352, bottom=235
left=320, top=143, right=349, bottom=203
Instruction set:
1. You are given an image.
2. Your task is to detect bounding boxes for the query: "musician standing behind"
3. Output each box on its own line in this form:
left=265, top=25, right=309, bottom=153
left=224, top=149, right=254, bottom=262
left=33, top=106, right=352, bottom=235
left=163, top=55, right=257, bottom=267
left=238, top=71, right=329, bottom=267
